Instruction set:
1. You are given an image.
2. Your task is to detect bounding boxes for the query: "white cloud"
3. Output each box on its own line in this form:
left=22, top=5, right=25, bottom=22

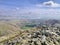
left=43, top=1, right=60, bottom=7
left=36, top=1, right=60, bottom=7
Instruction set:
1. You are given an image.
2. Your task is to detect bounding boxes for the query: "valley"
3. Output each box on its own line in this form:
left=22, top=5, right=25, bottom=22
left=0, top=19, right=60, bottom=45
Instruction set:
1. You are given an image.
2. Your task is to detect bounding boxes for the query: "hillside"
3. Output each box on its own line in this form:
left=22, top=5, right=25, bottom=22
left=0, top=21, right=21, bottom=43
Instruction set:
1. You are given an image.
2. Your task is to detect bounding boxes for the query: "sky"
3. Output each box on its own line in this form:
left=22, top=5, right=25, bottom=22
left=0, top=0, right=60, bottom=19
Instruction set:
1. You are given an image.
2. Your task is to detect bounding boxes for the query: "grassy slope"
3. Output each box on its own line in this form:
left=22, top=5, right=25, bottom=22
left=0, top=21, right=21, bottom=43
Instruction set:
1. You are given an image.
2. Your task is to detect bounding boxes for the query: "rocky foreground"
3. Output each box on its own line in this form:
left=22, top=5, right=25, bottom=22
left=1, top=26, right=60, bottom=45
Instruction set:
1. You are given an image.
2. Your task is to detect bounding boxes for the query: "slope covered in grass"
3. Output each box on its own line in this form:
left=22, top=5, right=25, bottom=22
left=0, top=21, right=21, bottom=43
left=0, top=21, right=20, bottom=36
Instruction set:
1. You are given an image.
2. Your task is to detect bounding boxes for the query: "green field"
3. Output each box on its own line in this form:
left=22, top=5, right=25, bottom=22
left=20, top=23, right=36, bottom=30
left=21, top=26, right=33, bottom=30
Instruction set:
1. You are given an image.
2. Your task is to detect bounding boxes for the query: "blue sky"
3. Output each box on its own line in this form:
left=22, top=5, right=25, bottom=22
left=0, top=0, right=60, bottom=7
left=0, top=0, right=60, bottom=19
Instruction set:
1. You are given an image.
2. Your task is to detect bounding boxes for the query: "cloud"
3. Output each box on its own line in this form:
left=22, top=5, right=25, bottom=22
left=43, top=1, right=60, bottom=7
left=0, top=0, right=60, bottom=19
left=36, top=1, right=60, bottom=7
left=0, top=7, right=60, bottom=19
